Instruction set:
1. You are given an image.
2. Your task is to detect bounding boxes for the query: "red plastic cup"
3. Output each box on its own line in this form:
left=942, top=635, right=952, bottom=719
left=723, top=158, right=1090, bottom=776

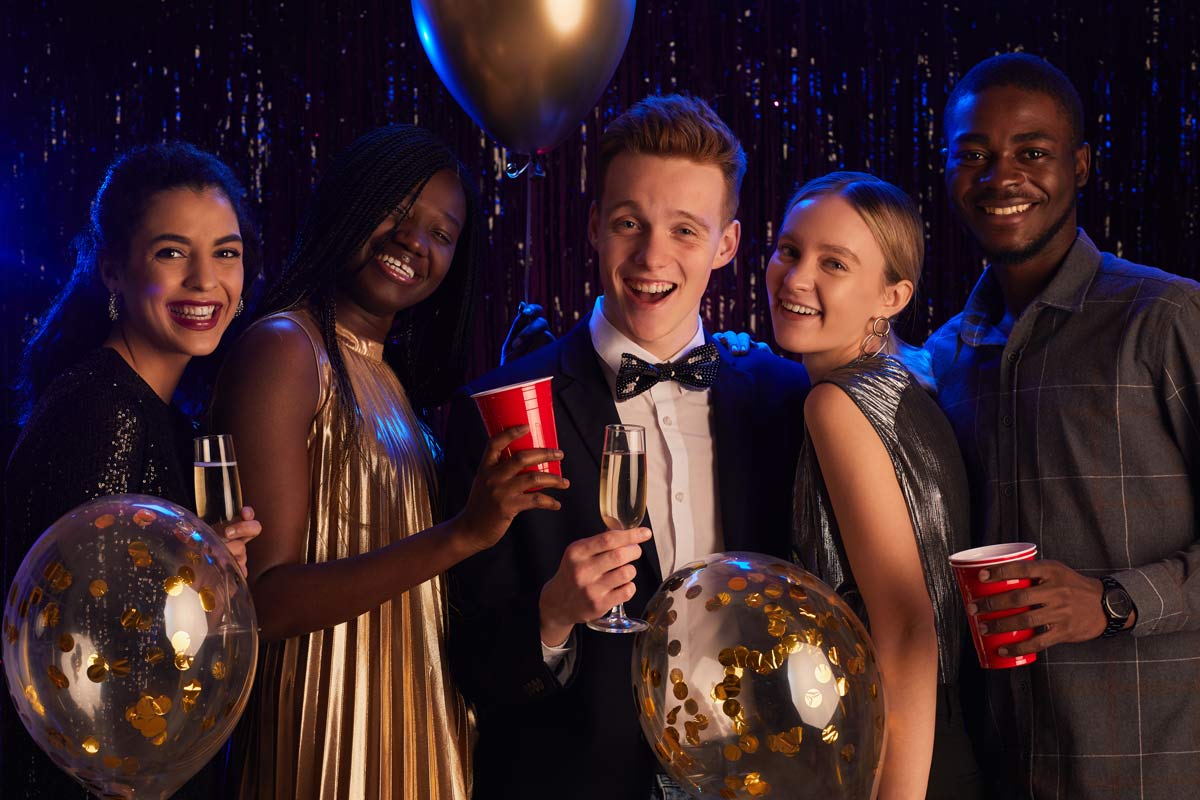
left=471, top=377, right=562, bottom=478
left=949, top=543, right=1039, bottom=669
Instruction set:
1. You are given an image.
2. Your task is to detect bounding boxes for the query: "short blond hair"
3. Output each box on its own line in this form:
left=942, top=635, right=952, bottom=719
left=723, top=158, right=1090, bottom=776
left=598, top=94, right=747, bottom=221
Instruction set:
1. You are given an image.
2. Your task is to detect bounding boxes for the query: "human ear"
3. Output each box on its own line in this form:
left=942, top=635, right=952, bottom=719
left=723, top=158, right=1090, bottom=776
left=712, top=218, right=741, bottom=270
left=587, top=202, right=600, bottom=250
left=1075, top=142, right=1091, bottom=188
left=879, top=278, right=914, bottom=318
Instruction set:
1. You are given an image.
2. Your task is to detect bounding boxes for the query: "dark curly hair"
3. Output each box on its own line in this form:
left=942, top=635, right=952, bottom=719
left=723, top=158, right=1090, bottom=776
left=254, top=124, right=481, bottom=424
left=14, top=142, right=261, bottom=422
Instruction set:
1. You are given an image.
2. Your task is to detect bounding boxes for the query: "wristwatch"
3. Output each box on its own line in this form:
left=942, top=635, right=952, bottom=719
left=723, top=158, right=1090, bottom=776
left=1099, top=576, right=1135, bottom=639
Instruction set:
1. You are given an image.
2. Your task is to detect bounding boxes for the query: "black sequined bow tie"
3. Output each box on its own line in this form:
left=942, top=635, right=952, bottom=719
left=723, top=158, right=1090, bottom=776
left=615, top=342, right=721, bottom=400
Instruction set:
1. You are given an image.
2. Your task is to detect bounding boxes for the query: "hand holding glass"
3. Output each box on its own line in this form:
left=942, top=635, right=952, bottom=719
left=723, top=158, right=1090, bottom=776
left=588, top=424, right=649, bottom=633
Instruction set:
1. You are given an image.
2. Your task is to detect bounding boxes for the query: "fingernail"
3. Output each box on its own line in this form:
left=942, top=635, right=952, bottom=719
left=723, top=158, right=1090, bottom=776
left=978, top=623, right=989, bottom=635
left=997, top=647, right=1009, bottom=656
left=966, top=603, right=977, bottom=615
left=554, top=450, right=564, bottom=458
left=978, top=569, right=990, bottom=581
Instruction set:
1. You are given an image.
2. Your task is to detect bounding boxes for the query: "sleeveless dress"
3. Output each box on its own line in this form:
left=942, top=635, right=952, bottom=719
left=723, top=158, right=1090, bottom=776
left=792, top=354, right=982, bottom=799
left=229, top=309, right=473, bottom=800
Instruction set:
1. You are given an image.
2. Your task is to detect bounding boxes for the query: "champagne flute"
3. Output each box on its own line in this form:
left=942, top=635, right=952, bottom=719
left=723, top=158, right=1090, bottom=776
left=587, top=424, right=649, bottom=633
left=193, top=434, right=244, bottom=636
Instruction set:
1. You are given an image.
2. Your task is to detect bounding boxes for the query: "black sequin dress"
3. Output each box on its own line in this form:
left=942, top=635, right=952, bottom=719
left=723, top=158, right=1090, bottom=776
left=792, top=354, right=983, bottom=799
left=3, top=347, right=199, bottom=799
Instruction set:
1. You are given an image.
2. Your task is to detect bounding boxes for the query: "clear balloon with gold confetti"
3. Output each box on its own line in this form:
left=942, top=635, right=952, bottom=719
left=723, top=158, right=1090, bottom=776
left=632, top=552, right=886, bottom=798
left=2, top=494, right=257, bottom=798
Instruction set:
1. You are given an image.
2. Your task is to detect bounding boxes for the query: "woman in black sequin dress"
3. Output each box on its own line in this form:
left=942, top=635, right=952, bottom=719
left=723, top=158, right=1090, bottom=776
left=3, top=143, right=263, bottom=799
left=766, top=173, right=982, bottom=799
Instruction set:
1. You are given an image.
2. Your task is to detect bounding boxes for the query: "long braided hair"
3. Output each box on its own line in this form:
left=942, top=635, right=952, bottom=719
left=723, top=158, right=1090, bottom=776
left=255, top=124, right=481, bottom=433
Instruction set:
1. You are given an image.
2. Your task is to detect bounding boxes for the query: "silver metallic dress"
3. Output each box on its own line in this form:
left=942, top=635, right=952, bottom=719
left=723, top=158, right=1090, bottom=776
left=792, top=354, right=969, bottom=685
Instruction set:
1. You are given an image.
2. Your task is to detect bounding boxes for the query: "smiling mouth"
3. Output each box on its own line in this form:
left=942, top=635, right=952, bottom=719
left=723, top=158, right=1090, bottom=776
left=625, top=278, right=677, bottom=302
left=780, top=301, right=821, bottom=317
left=378, top=252, right=418, bottom=283
left=980, top=202, right=1035, bottom=216
left=167, top=303, right=219, bottom=320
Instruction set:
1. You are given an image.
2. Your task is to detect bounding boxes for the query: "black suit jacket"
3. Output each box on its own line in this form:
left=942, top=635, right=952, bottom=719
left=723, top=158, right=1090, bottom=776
left=442, top=317, right=809, bottom=799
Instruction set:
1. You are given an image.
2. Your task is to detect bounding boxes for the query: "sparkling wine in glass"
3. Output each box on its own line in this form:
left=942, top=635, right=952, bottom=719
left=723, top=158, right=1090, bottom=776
left=194, top=435, right=243, bottom=525
left=588, top=424, right=649, bottom=634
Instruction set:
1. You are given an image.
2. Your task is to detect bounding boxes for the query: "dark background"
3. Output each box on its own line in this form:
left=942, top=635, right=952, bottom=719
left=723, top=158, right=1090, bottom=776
left=3, top=0, right=1199, bottom=448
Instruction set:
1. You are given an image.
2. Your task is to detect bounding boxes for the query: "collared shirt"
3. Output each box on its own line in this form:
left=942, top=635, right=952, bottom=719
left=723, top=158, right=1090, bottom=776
left=587, top=296, right=723, bottom=574
left=927, top=229, right=1200, bottom=799
left=540, top=297, right=723, bottom=671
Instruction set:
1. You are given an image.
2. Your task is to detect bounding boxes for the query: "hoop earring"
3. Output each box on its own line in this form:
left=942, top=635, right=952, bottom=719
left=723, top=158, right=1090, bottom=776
left=859, top=317, right=892, bottom=358
left=107, top=292, right=119, bottom=322
left=234, top=297, right=244, bottom=318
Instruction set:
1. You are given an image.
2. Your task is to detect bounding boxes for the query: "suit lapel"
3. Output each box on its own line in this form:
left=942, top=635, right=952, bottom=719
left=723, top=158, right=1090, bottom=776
left=709, top=335, right=758, bottom=552
left=555, top=317, right=663, bottom=584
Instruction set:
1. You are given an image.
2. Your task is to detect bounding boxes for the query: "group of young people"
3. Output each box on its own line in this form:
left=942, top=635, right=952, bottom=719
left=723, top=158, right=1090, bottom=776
left=4, top=51, right=1199, bottom=800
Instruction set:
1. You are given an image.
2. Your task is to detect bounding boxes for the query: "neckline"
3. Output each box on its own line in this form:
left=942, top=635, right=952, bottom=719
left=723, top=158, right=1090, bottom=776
left=334, top=321, right=385, bottom=361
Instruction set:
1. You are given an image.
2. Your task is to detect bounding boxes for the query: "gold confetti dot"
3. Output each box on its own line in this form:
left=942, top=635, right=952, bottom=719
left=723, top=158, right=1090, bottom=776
left=178, top=566, right=195, bottom=585
left=847, top=655, right=866, bottom=675
left=870, top=683, right=878, bottom=699
left=132, top=509, right=156, bottom=528
left=89, top=580, right=108, bottom=598
left=185, top=551, right=201, bottom=565
left=181, top=680, right=202, bottom=712
left=650, top=669, right=661, bottom=687
left=673, top=681, right=689, bottom=700
left=744, top=591, right=764, bottom=609
left=667, top=639, right=681, bottom=657
left=163, top=576, right=184, bottom=596
left=82, top=736, right=99, bottom=754
left=25, top=684, right=45, bottom=716
left=199, top=588, right=216, bottom=613
left=718, top=648, right=735, bottom=666
left=57, top=633, right=74, bottom=652
left=666, top=704, right=680, bottom=725
left=170, top=631, right=191, bottom=654
left=728, top=576, right=748, bottom=591
left=684, top=698, right=698, bottom=715
left=767, top=617, right=788, bottom=638
left=695, top=713, right=709, bottom=730
left=841, top=743, right=856, bottom=762
left=821, top=723, right=839, bottom=744
left=150, top=732, right=166, bottom=746
left=827, top=645, right=840, bottom=666
left=49, top=569, right=73, bottom=593
left=740, top=734, right=760, bottom=753
left=723, top=744, right=742, bottom=761
left=146, top=647, right=165, bottom=665
left=17, top=599, right=28, bottom=618
left=764, top=583, right=783, bottom=599
left=120, top=608, right=140, bottom=629
left=46, top=664, right=68, bottom=689
left=723, top=698, right=741, bottom=718
left=201, top=715, right=215, bottom=732
left=137, top=716, right=167, bottom=739
left=684, top=585, right=702, bottom=600
left=804, top=688, right=824, bottom=708
left=102, top=755, right=122, bottom=769
left=789, top=585, right=807, bottom=601
left=716, top=591, right=731, bottom=605
left=110, top=658, right=130, bottom=678
left=814, top=663, right=833, bottom=683
left=642, top=696, right=655, bottom=718
left=127, top=541, right=152, bottom=567
left=174, top=652, right=194, bottom=671
left=37, top=602, right=60, bottom=630
left=669, top=668, right=683, bottom=684
left=211, top=660, right=227, bottom=680
left=94, top=514, right=115, bottom=529
left=4, top=621, right=18, bottom=644
left=87, top=655, right=109, bottom=683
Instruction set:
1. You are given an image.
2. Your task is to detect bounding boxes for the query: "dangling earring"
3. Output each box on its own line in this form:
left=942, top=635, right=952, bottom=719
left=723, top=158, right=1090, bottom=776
left=859, top=317, right=891, bottom=358
left=234, top=297, right=244, bottom=318
left=107, top=292, right=120, bottom=322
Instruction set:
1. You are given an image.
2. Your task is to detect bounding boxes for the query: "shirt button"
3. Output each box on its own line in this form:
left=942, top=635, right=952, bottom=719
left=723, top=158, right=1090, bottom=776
left=663, top=416, right=673, bottom=426
left=1001, top=414, right=1012, bottom=427
left=675, top=492, right=685, bottom=502
left=1004, top=486, right=1014, bottom=498
left=1007, top=352, right=1019, bottom=364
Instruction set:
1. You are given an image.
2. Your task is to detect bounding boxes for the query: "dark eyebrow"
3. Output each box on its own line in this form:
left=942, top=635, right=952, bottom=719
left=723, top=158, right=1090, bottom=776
left=148, top=233, right=243, bottom=246
left=1013, top=130, right=1059, bottom=144
left=818, top=243, right=861, bottom=264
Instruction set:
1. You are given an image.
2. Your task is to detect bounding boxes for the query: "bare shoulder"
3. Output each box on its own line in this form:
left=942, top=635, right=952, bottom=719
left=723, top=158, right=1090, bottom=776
left=803, top=382, right=865, bottom=431
left=215, top=315, right=321, bottom=419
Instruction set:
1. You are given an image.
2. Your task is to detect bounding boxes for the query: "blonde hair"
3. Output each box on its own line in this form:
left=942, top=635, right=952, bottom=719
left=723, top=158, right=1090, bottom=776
left=598, top=94, right=747, bottom=221
left=785, top=171, right=923, bottom=288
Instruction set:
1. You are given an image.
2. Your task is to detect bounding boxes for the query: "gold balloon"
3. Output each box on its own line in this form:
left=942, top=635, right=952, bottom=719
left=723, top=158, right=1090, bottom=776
left=411, top=0, right=637, bottom=154
left=633, top=553, right=887, bottom=799
left=1, top=494, right=258, bottom=798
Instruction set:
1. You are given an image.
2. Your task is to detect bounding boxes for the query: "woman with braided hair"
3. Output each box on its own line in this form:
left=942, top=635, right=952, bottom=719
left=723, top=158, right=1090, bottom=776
left=213, top=125, right=568, bottom=799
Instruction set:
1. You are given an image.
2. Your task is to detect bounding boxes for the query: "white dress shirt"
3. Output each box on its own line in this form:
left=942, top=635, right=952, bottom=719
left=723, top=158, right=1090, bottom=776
left=542, top=296, right=724, bottom=671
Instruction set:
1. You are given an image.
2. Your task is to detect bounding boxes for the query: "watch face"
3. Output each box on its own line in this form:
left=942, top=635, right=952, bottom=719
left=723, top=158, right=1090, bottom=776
left=1104, top=587, right=1134, bottom=619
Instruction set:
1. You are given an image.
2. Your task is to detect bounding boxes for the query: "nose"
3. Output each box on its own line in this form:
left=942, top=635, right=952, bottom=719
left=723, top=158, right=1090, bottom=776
left=781, top=259, right=815, bottom=292
left=981, top=153, right=1026, bottom=189
left=635, top=228, right=671, bottom=270
left=391, top=218, right=428, bottom=256
left=183, top=252, right=219, bottom=291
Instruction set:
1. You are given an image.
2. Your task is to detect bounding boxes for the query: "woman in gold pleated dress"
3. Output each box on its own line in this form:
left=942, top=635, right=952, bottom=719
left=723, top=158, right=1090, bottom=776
left=212, top=125, right=569, bottom=799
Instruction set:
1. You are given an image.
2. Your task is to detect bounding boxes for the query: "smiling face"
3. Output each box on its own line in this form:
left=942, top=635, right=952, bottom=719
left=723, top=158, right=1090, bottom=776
left=588, top=153, right=739, bottom=359
left=103, top=186, right=244, bottom=361
left=945, top=85, right=1090, bottom=268
left=766, top=193, right=912, bottom=377
left=341, top=168, right=466, bottom=324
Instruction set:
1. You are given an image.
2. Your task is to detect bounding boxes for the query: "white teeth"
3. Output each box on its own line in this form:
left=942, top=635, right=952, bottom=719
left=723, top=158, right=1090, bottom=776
left=169, top=305, right=216, bottom=320
left=379, top=253, right=416, bottom=280
left=982, top=203, right=1033, bottom=216
left=627, top=280, right=676, bottom=294
left=781, top=301, right=819, bottom=316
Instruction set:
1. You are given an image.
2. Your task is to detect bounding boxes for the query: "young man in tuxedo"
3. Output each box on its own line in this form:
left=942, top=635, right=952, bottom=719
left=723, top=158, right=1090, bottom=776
left=442, top=94, right=810, bottom=799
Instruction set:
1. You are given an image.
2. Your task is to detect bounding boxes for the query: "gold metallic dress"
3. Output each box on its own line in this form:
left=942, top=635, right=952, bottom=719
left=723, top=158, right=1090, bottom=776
left=231, top=309, right=473, bottom=800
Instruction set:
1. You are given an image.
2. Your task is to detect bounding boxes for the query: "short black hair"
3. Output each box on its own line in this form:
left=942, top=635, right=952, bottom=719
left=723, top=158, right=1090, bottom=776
left=944, top=53, right=1086, bottom=148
